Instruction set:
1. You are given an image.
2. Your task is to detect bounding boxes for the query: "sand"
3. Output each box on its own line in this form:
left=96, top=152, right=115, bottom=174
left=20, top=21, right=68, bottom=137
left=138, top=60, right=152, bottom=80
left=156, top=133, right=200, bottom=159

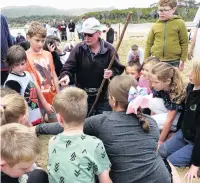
left=37, top=25, right=199, bottom=183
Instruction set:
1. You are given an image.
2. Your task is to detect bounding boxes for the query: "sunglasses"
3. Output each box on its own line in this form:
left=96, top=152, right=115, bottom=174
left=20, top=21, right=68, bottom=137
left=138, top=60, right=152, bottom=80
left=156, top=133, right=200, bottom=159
left=83, top=33, right=96, bottom=37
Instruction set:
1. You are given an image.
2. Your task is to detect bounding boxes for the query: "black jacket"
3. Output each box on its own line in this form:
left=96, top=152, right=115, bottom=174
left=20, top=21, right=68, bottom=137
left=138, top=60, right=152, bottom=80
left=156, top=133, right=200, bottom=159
left=68, top=22, right=75, bottom=32
left=16, top=35, right=26, bottom=44
left=181, top=83, right=200, bottom=166
left=1, top=169, right=49, bottom=183
left=1, top=172, right=18, bottom=183
left=60, top=39, right=125, bottom=101
left=106, top=27, right=114, bottom=44
left=51, top=51, right=63, bottom=77
left=60, top=24, right=67, bottom=32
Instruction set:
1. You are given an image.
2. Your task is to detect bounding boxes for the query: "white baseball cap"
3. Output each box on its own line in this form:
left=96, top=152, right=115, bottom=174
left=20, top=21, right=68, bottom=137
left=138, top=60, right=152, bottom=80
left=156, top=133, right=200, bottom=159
left=81, top=17, right=102, bottom=34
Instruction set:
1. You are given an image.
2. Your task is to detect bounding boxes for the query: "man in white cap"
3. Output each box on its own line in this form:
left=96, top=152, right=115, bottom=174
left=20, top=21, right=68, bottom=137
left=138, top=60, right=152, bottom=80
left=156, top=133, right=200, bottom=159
left=59, top=17, right=125, bottom=116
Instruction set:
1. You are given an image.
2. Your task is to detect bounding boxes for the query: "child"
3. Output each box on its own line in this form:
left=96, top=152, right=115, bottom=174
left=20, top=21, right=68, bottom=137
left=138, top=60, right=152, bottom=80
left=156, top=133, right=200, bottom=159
left=1, top=87, right=17, bottom=97
left=125, top=61, right=141, bottom=81
left=26, top=21, right=60, bottom=123
left=43, top=35, right=63, bottom=77
left=0, top=123, right=48, bottom=183
left=138, top=56, right=160, bottom=93
left=127, top=44, right=144, bottom=65
left=48, top=87, right=112, bottom=183
left=0, top=93, right=28, bottom=126
left=144, top=0, right=188, bottom=70
left=4, top=45, right=43, bottom=126
left=83, top=75, right=172, bottom=183
left=149, top=62, right=186, bottom=146
left=159, top=59, right=200, bottom=183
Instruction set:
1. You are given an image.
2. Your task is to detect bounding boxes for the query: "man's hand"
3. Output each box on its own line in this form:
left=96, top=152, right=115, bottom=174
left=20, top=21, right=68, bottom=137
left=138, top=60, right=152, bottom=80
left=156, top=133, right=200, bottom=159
left=59, top=75, right=70, bottom=87
left=179, top=60, right=184, bottom=71
left=104, top=69, right=113, bottom=79
left=184, top=164, right=199, bottom=183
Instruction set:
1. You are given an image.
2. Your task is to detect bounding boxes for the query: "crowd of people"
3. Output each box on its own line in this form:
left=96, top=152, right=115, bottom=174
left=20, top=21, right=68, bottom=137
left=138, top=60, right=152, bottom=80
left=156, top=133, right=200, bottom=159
left=1, top=0, right=200, bottom=182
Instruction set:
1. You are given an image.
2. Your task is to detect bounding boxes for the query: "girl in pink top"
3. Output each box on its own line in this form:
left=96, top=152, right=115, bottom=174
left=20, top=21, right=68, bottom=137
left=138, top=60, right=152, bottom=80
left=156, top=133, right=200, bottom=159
left=138, top=56, right=160, bottom=94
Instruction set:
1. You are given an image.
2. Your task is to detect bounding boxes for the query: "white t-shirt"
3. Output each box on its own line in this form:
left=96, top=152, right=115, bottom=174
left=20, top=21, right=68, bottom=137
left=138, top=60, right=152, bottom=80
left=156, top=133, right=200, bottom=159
left=59, top=52, right=70, bottom=64
left=5, top=71, right=42, bottom=125
left=127, top=47, right=144, bottom=65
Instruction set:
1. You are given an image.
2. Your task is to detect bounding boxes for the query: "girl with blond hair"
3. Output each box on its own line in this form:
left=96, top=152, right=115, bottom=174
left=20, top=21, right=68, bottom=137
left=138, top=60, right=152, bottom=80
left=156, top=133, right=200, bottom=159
left=149, top=62, right=186, bottom=145
left=159, top=59, right=200, bottom=182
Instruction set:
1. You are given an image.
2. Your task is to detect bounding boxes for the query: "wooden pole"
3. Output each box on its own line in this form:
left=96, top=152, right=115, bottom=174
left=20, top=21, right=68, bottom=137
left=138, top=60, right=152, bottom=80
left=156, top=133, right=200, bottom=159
left=87, top=12, right=132, bottom=117
left=119, top=23, right=121, bottom=40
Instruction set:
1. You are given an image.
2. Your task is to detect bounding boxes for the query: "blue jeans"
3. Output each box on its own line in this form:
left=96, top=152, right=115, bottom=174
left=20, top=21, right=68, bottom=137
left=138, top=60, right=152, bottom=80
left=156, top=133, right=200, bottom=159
left=158, top=129, right=193, bottom=167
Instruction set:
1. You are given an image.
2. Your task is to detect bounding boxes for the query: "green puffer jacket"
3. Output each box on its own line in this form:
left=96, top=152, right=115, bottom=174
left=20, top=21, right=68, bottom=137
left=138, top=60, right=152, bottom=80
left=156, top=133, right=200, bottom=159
left=144, top=15, right=188, bottom=62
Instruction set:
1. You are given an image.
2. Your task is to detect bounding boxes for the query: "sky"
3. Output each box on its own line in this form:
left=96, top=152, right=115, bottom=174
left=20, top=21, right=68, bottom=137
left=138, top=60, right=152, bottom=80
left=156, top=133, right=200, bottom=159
left=1, top=0, right=200, bottom=10
left=0, top=0, right=162, bottom=9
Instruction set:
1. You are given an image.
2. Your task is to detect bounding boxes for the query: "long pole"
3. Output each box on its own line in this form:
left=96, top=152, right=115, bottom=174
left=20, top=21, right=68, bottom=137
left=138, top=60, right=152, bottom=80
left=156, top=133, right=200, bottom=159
left=119, top=23, right=121, bottom=40
left=87, top=12, right=132, bottom=117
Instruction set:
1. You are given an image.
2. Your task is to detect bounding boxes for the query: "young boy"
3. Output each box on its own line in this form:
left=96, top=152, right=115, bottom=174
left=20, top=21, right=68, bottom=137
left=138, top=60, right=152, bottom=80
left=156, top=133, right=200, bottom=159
left=26, top=21, right=60, bottom=122
left=4, top=45, right=42, bottom=126
left=144, top=0, right=188, bottom=70
left=0, top=123, right=48, bottom=183
left=127, top=44, right=144, bottom=65
left=125, top=61, right=141, bottom=81
left=0, top=87, right=17, bottom=97
left=48, top=87, right=112, bottom=183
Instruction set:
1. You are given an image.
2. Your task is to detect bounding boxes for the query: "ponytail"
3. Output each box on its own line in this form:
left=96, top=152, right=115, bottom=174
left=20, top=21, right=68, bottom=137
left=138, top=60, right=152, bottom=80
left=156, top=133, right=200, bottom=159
left=136, top=107, right=150, bottom=133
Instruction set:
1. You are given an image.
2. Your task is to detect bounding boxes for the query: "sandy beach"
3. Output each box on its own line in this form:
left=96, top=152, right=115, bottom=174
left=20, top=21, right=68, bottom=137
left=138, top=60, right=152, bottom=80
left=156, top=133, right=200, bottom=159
left=11, top=22, right=199, bottom=183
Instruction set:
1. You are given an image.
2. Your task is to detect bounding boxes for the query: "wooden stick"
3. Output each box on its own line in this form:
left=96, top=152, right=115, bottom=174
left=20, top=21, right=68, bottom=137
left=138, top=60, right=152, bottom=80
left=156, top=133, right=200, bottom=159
left=87, top=12, right=132, bottom=117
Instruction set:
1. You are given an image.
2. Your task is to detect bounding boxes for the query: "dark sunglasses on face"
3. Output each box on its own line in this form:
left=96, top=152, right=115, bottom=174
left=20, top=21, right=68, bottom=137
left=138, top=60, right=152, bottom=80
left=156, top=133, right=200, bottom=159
left=83, top=33, right=95, bottom=37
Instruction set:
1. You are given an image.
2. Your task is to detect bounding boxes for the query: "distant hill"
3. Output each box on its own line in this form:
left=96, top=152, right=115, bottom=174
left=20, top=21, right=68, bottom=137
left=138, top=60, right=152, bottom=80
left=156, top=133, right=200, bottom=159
left=1, top=5, right=116, bottom=18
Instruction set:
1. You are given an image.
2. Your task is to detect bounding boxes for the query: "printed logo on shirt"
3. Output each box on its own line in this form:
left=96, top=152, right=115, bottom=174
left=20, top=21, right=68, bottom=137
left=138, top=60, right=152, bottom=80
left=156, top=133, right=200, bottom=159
left=33, top=58, right=55, bottom=93
left=24, top=81, right=39, bottom=110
